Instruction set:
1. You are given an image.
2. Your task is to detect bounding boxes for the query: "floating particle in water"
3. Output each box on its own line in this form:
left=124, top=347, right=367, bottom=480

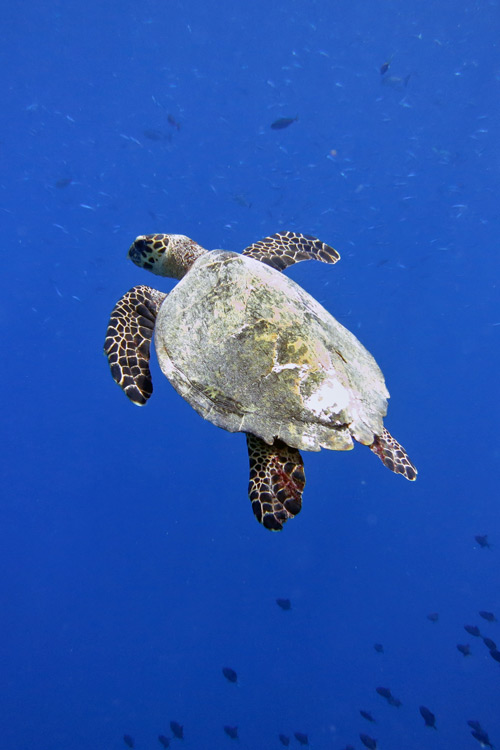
left=224, top=725, right=238, bottom=739
left=457, top=643, right=471, bottom=656
left=278, top=734, right=290, bottom=746
left=427, top=612, right=439, bottom=623
left=158, top=736, right=170, bottom=748
left=373, top=643, right=384, bottom=653
left=123, top=736, right=134, bottom=748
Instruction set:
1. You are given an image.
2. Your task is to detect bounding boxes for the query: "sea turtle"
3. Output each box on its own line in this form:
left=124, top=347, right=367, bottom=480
left=104, top=231, right=416, bottom=531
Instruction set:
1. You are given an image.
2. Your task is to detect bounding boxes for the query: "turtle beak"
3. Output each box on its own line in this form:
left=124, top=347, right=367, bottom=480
left=128, top=236, right=150, bottom=268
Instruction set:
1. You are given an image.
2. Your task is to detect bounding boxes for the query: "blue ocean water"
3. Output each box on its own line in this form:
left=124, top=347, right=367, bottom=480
left=2, top=0, right=499, bottom=748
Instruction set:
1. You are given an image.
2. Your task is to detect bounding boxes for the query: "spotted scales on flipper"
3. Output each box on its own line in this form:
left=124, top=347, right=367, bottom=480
left=104, top=285, right=166, bottom=405
left=247, top=435, right=305, bottom=530
left=370, top=427, right=417, bottom=481
left=242, top=230, right=340, bottom=271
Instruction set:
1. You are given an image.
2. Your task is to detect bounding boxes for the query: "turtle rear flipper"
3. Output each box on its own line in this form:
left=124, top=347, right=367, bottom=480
left=104, top=285, right=166, bottom=405
left=370, top=427, right=417, bottom=481
left=246, top=434, right=305, bottom=530
left=242, top=231, right=339, bottom=271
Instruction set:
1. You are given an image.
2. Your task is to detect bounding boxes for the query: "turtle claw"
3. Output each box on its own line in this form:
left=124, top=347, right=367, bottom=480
left=370, top=427, right=417, bottom=481
left=246, top=434, right=305, bottom=531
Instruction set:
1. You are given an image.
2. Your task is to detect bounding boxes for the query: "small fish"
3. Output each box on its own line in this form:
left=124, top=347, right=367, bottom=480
left=373, top=643, right=384, bottom=653
left=475, top=534, right=491, bottom=548
left=158, top=736, right=170, bottom=748
left=278, top=734, right=290, bottom=746
left=483, top=637, right=497, bottom=650
left=143, top=129, right=168, bottom=141
left=55, top=177, right=72, bottom=188
left=271, top=116, right=298, bottom=130
left=427, top=612, right=439, bottom=623
left=471, top=729, right=494, bottom=747
left=360, top=733, right=377, bottom=749
left=123, top=736, right=134, bottom=748
left=457, top=643, right=471, bottom=656
left=222, top=667, right=238, bottom=683
left=489, top=648, right=500, bottom=663
left=167, top=114, right=181, bottom=130
left=468, top=720, right=483, bottom=731
left=224, top=725, right=238, bottom=739
left=420, top=706, right=437, bottom=729
left=276, top=598, right=292, bottom=611
left=381, top=74, right=411, bottom=90
left=479, top=611, right=496, bottom=622
left=360, top=710, right=376, bottom=722
left=465, top=625, right=481, bottom=637
left=170, top=721, right=183, bottom=739
left=294, top=732, right=309, bottom=745
left=380, top=61, right=391, bottom=75
left=376, top=687, right=401, bottom=706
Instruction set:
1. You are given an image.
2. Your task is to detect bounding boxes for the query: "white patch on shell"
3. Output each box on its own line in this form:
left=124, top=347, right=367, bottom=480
left=271, top=362, right=310, bottom=375
left=303, top=377, right=350, bottom=419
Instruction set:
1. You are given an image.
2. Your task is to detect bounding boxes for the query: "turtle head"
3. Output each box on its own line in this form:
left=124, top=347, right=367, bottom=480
left=128, top=234, right=208, bottom=279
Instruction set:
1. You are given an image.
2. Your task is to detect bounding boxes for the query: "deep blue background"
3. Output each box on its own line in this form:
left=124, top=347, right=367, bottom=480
left=2, top=1, right=499, bottom=748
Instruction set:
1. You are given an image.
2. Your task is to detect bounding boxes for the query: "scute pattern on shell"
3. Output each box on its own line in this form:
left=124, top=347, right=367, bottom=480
left=154, top=250, right=388, bottom=452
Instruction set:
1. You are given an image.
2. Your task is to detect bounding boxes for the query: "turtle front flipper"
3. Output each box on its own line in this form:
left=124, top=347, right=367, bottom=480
left=370, top=427, right=417, bottom=481
left=246, top=434, right=305, bottom=531
left=104, top=285, right=166, bottom=405
left=242, top=231, right=340, bottom=271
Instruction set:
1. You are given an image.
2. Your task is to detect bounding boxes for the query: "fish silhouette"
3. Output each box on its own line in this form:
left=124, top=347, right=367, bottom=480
left=170, top=721, right=183, bottom=739
left=360, top=733, right=377, bottom=749
left=224, top=725, right=238, bottom=739
left=420, top=705, right=437, bottom=729
left=294, top=731, right=309, bottom=745
left=271, top=117, right=298, bottom=130
left=479, top=611, right=496, bottom=622
left=222, top=667, right=238, bottom=683
left=464, top=625, right=481, bottom=637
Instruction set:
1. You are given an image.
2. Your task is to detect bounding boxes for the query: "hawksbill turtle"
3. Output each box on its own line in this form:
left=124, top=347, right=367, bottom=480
left=104, top=231, right=416, bottom=531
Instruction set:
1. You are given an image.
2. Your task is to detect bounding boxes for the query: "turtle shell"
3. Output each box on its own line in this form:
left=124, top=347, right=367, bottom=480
left=154, top=250, right=389, bottom=452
